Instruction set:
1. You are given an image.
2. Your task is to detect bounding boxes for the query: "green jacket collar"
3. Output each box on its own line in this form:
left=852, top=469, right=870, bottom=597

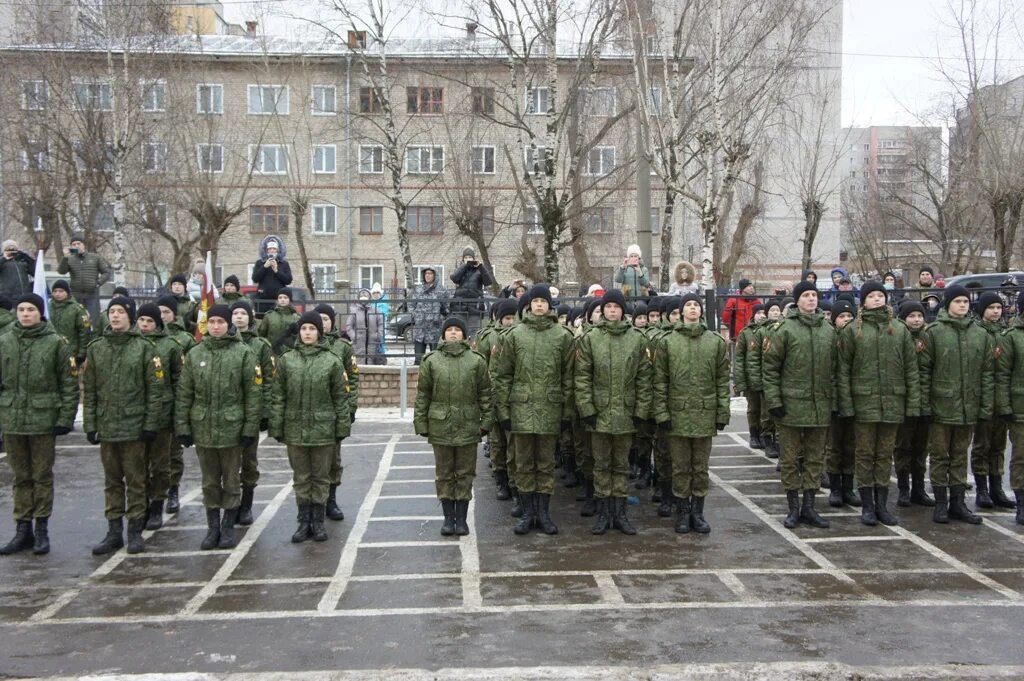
left=13, top=322, right=55, bottom=339
left=102, top=327, right=143, bottom=344
left=522, top=312, right=557, bottom=330
left=596, top=319, right=631, bottom=335
left=674, top=320, right=708, bottom=337
left=936, top=309, right=973, bottom=330
left=201, top=333, right=241, bottom=349
left=438, top=340, right=471, bottom=356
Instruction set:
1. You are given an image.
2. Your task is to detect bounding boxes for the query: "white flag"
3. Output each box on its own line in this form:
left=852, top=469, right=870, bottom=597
left=32, top=250, right=49, bottom=319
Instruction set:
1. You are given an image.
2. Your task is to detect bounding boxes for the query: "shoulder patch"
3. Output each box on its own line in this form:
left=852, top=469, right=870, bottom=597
left=153, top=355, right=164, bottom=380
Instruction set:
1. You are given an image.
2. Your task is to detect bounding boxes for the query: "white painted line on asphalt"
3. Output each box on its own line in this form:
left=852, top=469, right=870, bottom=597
left=593, top=573, right=625, bottom=605
left=716, top=478, right=780, bottom=484
left=367, top=515, right=442, bottom=522
left=716, top=572, right=750, bottom=602
left=179, top=480, right=295, bottom=616
left=382, top=479, right=435, bottom=484
left=123, top=550, right=232, bottom=558
left=394, top=450, right=434, bottom=454
left=709, top=454, right=771, bottom=459
left=349, top=573, right=463, bottom=582
left=460, top=496, right=483, bottom=609
left=709, top=464, right=778, bottom=469
left=377, top=494, right=438, bottom=500
left=360, top=541, right=458, bottom=548
left=885, top=524, right=1024, bottom=601
left=390, top=465, right=435, bottom=470
left=744, top=493, right=788, bottom=498
left=979, top=515, right=1024, bottom=548
left=318, top=434, right=400, bottom=613
left=802, top=535, right=908, bottom=544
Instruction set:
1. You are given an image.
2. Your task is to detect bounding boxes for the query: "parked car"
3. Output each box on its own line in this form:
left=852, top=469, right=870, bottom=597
left=943, top=271, right=1024, bottom=290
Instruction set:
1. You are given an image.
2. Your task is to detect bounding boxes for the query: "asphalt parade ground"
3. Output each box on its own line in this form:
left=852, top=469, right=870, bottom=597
left=1, top=410, right=1024, bottom=680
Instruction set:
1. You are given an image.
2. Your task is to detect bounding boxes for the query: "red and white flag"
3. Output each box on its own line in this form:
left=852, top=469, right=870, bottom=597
left=195, top=251, right=216, bottom=341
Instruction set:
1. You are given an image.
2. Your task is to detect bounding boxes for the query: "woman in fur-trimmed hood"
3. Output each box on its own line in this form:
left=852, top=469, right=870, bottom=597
left=668, top=261, right=698, bottom=296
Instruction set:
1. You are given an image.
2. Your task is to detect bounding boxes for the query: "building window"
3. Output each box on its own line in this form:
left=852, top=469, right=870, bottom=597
left=526, top=87, right=549, bottom=115
left=477, top=206, right=495, bottom=234
left=313, top=144, right=336, bottom=174
left=196, top=143, right=224, bottom=173
left=359, top=87, right=383, bottom=113
left=407, top=206, right=444, bottom=234
left=472, top=86, right=495, bottom=115
left=648, top=87, right=663, bottom=115
left=250, top=205, right=288, bottom=233
left=524, top=146, right=549, bottom=175
left=141, top=79, right=166, bottom=112
left=359, top=206, right=383, bottom=234
left=584, top=206, right=614, bottom=234
left=196, top=84, right=223, bottom=114
left=143, top=142, right=167, bottom=173
left=312, top=264, right=337, bottom=293
left=585, top=87, right=616, bottom=116
left=359, top=264, right=383, bottom=290
left=585, top=146, right=616, bottom=176
left=19, top=141, right=48, bottom=171
left=94, top=203, right=116, bottom=232
left=406, top=86, right=444, bottom=114
left=247, top=85, right=289, bottom=115
left=524, top=206, right=543, bottom=235
left=250, top=144, right=288, bottom=175
left=405, top=145, right=444, bottom=174
left=359, top=145, right=384, bottom=174
left=312, top=204, right=337, bottom=235
left=73, top=79, right=113, bottom=111
left=143, top=203, right=167, bottom=230
left=471, top=145, right=495, bottom=174
left=311, top=85, right=336, bottom=115
left=649, top=207, right=661, bottom=235
left=348, top=30, right=367, bottom=48
left=22, top=80, right=48, bottom=110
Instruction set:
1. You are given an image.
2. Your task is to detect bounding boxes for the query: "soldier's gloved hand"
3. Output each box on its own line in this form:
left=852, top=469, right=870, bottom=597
left=53, top=425, right=72, bottom=436
left=560, top=419, right=571, bottom=432
left=240, top=436, right=257, bottom=448
left=259, top=418, right=269, bottom=431
left=582, top=414, right=598, bottom=429
left=350, top=412, right=357, bottom=424
left=632, top=416, right=645, bottom=428
left=140, top=430, right=157, bottom=443
left=716, top=423, right=727, bottom=432
left=177, top=434, right=193, bottom=448
left=1000, top=413, right=1016, bottom=423
left=918, top=415, right=933, bottom=424
left=769, top=407, right=786, bottom=419
left=76, top=356, right=87, bottom=368
left=500, top=419, right=512, bottom=432
left=287, top=322, right=299, bottom=336
left=657, top=420, right=672, bottom=431
left=86, top=431, right=100, bottom=445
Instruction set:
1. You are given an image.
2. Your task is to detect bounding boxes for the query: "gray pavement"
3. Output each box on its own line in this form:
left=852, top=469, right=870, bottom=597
left=1, top=415, right=1024, bottom=679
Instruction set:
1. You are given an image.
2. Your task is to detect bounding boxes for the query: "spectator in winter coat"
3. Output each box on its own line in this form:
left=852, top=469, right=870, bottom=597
left=0, top=240, right=36, bottom=299
left=411, top=267, right=450, bottom=364
left=667, top=261, right=698, bottom=296
left=721, top=278, right=758, bottom=340
left=57, top=233, right=110, bottom=326
left=344, top=289, right=386, bottom=365
left=450, top=247, right=493, bottom=335
left=613, top=244, right=651, bottom=298
left=251, top=235, right=293, bottom=315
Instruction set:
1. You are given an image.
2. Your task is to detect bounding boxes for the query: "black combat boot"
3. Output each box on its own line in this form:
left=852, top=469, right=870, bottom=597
left=749, top=426, right=764, bottom=450
left=325, top=485, right=345, bottom=521
left=92, top=518, right=123, bottom=555
left=651, top=466, right=661, bottom=502
left=949, top=485, right=983, bottom=524
left=910, top=472, right=935, bottom=506
left=989, top=475, right=1016, bottom=509
left=800, top=490, right=830, bottom=528
left=0, top=520, right=34, bottom=555
left=495, top=471, right=512, bottom=501
left=874, top=486, right=898, bottom=526
left=828, top=473, right=843, bottom=507
left=308, top=505, right=327, bottom=542
left=564, top=464, right=580, bottom=489
left=291, top=503, right=311, bottom=543
left=841, top=474, right=862, bottom=506
left=454, top=500, right=470, bottom=536
left=580, top=480, right=597, bottom=517
left=440, top=499, right=456, bottom=536
left=513, top=492, right=535, bottom=535
left=974, top=476, right=994, bottom=509
left=145, top=499, right=164, bottom=531
left=510, top=487, right=524, bottom=518
left=590, top=498, right=610, bottom=535
left=783, top=490, right=801, bottom=529
left=575, top=475, right=589, bottom=502
left=201, top=508, right=222, bottom=549
left=238, top=485, right=256, bottom=526
left=126, top=517, right=146, bottom=554
left=932, top=486, right=949, bottom=523
left=1015, top=490, right=1024, bottom=525
left=32, top=517, right=50, bottom=555
left=613, top=497, right=638, bottom=535
left=635, top=455, right=652, bottom=490
left=165, top=485, right=180, bottom=514
left=859, top=487, right=877, bottom=526
left=689, top=496, right=710, bottom=534
left=535, top=494, right=558, bottom=535
left=657, top=479, right=674, bottom=518
left=896, top=471, right=911, bottom=507
left=764, top=433, right=780, bottom=459
left=674, top=497, right=691, bottom=533
left=219, top=508, right=239, bottom=548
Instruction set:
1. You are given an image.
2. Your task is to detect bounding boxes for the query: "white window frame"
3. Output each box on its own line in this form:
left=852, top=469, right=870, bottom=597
left=584, top=206, right=615, bottom=234
left=312, top=264, right=337, bottom=294
left=584, top=146, right=616, bottom=176
left=94, top=202, right=116, bottom=232
left=471, top=145, right=496, bottom=175
left=359, top=206, right=384, bottom=234
left=525, top=205, right=543, bottom=235
left=196, top=83, right=223, bottom=114
left=249, top=144, right=289, bottom=175
left=359, top=264, right=384, bottom=290
left=19, top=140, right=48, bottom=171
left=247, top=84, right=289, bottom=115
left=648, top=86, right=663, bottom=115
left=142, top=141, right=167, bottom=173
left=359, top=145, right=384, bottom=174
left=405, top=145, right=444, bottom=175
left=312, top=204, right=338, bottom=235
left=141, top=79, right=167, bottom=113
left=526, top=86, right=549, bottom=115
left=524, top=145, right=550, bottom=175
left=312, top=144, right=337, bottom=174
left=72, top=78, right=113, bottom=112
left=311, top=84, right=337, bottom=115
left=585, top=87, right=617, bottom=116
left=196, top=143, right=224, bottom=173
left=21, top=80, right=48, bottom=111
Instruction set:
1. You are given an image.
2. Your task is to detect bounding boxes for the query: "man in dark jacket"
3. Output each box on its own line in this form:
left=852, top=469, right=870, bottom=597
left=0, top=240, right=35, bottom=299
left=251, top=236, right=293, bottom=316
left=57, top=233, right=111, bottom=326
left=411, top=266, right=450, bottom=364
left=450, top=247, right=493, bottom=336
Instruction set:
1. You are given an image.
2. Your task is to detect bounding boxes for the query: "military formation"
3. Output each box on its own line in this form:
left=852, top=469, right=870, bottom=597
left=2, top=271, right=1023, bottom=559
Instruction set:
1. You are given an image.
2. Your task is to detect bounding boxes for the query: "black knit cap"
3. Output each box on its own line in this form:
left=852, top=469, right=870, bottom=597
left=819, top=299, right=833, bottom=312
left=632, top=301, right=648, bottom=317
left=15, top=293, right=46, bottom=321
left=752, top=303, right=766, bottom=316
left=0, top=295, right=12, bottom=311
left=679, top=292, right=703, bottom=312
left=113, top=286, right=130, bottom=298
left=920, top=265, right=935, bottom=276
left=898, top=300, right=925, bottom=320
left=555, top=303, right=571, bottom=318
left=662, top=296, right=681, bottom=314
left=223, top=274, right=241, bottom=288
left=51, top=279, right=71, bottom=295
left=278, top=287, right=293, bottom=301
left=860, top=280, right=888, bottom=305
left=601, top=289, right=627, bottom=313
left=792, top=280, right=818, bottom=301
left=169, top=273, right=188, bottom=287
left=765, top=299, right=783, bottom=315
left=975, top=291, right=1003, bottom=315
left=206, top=304, right=231, bottom=323
left=583, top=297, right=603, bottom=322
left=943, top=284, right=970, bottom=311
left=496, top=298, right=518, bottom=321
left=136, top=302, right=164, bottom=329
left=832, top=299, right=856, bottom=320
left=156, top=295, right=178, bottom=317
left=230, top=300, right=254, bottom=326
left=524, top=283, right=552, bottom=308
left=314, top=303, right=336, bottom=323
left=296, top=310, right=324, bottom=337
left=441, top=316, right=468, bottom=340
left=107, top=296, right=135, bottom=324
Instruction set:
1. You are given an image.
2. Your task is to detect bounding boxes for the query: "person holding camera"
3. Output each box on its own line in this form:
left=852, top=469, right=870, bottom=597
left=251, top=236, right=293, bottom=316
left=450, top=247, right=493, bottom=336
left=0, top=240, right=36, bottom=300
left=57, top=233, right=110, bottom=327
left=613, top=245, right=651, bottom=298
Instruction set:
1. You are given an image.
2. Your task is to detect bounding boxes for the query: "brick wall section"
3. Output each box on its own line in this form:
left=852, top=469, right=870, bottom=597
left=356, top=365, right=419, bottom=408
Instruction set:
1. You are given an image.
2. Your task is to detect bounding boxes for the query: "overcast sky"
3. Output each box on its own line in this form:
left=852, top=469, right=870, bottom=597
left=224, top=0, right=1024, bottom=128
